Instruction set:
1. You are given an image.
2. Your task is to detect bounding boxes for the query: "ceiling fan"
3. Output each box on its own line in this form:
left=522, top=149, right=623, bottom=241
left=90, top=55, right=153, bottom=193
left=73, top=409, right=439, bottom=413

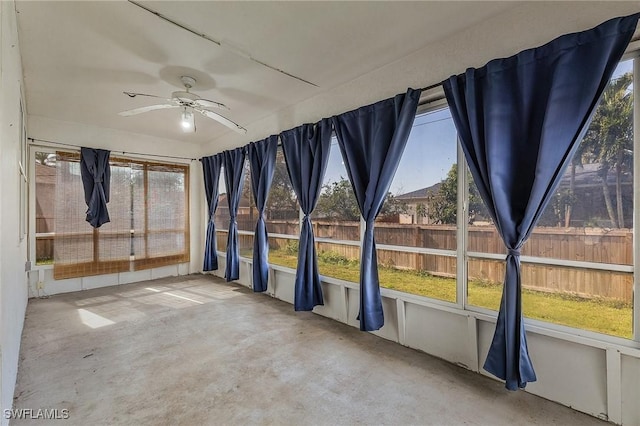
left=118, top=76, right=247, bottom=134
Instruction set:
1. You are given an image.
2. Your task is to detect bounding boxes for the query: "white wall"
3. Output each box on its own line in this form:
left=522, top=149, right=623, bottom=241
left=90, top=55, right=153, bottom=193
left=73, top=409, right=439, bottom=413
left=26, top=116, right=205, bottom=295
left=200, top=1, right=640, bottom=155
left=28, top=115, right=203, bottom=158
left=0, top=1, right=29, bottom=423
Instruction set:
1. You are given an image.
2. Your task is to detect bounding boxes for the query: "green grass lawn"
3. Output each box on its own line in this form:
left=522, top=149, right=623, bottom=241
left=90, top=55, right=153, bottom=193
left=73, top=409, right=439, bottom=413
left=266, top=249, right=633, bottom=339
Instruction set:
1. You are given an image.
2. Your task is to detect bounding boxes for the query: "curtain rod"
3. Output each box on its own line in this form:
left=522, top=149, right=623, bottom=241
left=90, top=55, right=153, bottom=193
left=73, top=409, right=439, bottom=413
left=28, top=137, right=198, bottom=162
left=418, top=81, right=444, bottom=92
left=200, top=82, right=447, bottom=161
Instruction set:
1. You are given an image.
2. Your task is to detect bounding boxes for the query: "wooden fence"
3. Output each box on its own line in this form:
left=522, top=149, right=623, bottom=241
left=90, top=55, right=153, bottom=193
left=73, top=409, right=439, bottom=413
left=225, top=220, right=634, bottom=303
left=41, top=217, right=632, bottom=302
left=36, top=235, right=54, bottom=263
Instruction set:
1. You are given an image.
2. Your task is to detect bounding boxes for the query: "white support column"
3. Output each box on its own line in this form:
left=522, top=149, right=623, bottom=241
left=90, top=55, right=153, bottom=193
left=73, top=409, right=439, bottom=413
left=298, top=206, right=304, bottom=232
left=605, top=347, right=622, bottom=424
left=457, top=140, right=469, bottom=308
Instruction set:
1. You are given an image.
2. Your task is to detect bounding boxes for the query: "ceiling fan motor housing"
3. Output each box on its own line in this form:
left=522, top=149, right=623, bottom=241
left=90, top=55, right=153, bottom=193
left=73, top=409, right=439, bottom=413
left=174, top=76, right=199, bottom=103
left=180, top=75, right=197, bottom=88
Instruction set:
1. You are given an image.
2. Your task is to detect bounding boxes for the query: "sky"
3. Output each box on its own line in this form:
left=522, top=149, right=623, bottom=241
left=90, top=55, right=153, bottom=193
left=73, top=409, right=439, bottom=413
left=614, top=58, right=633, bottom=79
left=323, top=107, right=457, bottom=195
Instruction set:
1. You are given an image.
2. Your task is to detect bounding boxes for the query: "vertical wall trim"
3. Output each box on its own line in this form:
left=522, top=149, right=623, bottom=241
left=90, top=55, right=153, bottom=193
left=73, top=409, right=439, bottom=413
left=397, top=298, right=406, bottom=346
left=467, top=315, right=479, bottom=372
left=605, top=347, right=622, bottom=424
left=341, top=284, right=349, bottom=323
left=245, top=261, right=253, bottom=289
left=267, top=268, right=276, bottom=297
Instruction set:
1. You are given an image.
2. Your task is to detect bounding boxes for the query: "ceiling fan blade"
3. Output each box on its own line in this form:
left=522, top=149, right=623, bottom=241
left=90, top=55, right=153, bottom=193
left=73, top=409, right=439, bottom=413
left=197, top=109, right=247, bottom=134
left=194, top=98, right=229, bottom=110
left=118, top=104, right=179, bottom=116
left=123, top=91, right=171, bottom=100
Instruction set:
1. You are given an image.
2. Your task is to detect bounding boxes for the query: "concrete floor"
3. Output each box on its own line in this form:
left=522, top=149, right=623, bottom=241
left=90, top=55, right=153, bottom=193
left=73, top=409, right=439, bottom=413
left=13, top=274, right=607, bottom=426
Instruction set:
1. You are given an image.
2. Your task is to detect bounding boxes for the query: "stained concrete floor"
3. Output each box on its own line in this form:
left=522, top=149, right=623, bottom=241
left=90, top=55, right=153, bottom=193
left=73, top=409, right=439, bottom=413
left=13, top=274, right=607, bottom=426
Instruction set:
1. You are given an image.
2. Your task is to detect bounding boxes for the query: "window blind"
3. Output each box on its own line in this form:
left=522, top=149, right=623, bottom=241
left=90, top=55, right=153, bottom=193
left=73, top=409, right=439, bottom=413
left=53, top=152, right=189, bottom=279
left=54, top=152, right=130, bottom=279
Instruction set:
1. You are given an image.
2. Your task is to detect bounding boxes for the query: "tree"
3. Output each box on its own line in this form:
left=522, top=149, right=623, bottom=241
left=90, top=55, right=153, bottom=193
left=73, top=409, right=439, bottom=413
left=426, top=164, right=486, bottom=225
left=581, top=72, right=633, bottom=228
left=35, top=152, right=53, bottom=165
left=240, top=161, right=256, bottom=223
left=543, top=187, right=577, bottom=227
left=314, top=177, right=408, bottom=221
left=379, top=193, right=409, bottom=221
left=315, top=178, right=360, bottom=220
left=563, top=143, right=588, bottom=228
left=265, top=151, right=298, bottom=219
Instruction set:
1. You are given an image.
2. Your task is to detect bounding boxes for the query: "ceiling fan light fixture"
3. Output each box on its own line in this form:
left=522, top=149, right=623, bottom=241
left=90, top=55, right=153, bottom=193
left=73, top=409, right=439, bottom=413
left=120, top=75, right=245, bottom=133
left=181, top=108, right=194, bottom=132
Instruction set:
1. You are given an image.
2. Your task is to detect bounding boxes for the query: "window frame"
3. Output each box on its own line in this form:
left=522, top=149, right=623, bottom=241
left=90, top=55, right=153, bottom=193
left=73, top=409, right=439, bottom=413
left=632, top=49, right=639, bottom=342
left=19, top=98, right=28, bottom=242
left=29, top=145, right=191, bottom=274
left=462, top=52, right=640, bottom=345
left=131, top=159, right=191, bottom=271
left=30, top=145, right=56, bottom=269
left=215, top=51, right=640, bottom=347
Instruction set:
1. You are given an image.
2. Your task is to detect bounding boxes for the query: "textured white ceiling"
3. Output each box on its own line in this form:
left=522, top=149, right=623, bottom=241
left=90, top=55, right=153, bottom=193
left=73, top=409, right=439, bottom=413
left=16, top=1, right=518, bottom=144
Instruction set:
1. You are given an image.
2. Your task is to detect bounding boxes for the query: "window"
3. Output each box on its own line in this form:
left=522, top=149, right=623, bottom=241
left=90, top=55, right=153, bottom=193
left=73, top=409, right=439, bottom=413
left=312, top=137, right=361, bottom=282
left=214, top=169, right=228, bottom=254
left=34, top=151, right=56, bottom=265
left=374, top=106, right=459, bottom=302
left=237, top=160, right=254, bottom=259
left=35, top=151, right=189, bottom=278
left=214, top=160, right=254, bottom=259
left=201, top=57, right=639, bottom=342
left=53, top=152, right=132, bottom=278
left=132, top=161, right=190, bottom=270
left=266, top=147, right=300, bottom=269
left=467, top=59, right=635, bottom=339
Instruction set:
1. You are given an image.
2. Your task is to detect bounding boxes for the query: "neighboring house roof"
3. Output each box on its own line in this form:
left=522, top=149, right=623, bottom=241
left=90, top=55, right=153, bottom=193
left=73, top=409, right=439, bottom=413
left=218, top=193, right=253, bottom=209
left=396, top=182, right=441, bottom=200
left=556, top=162, right=632, bottom=188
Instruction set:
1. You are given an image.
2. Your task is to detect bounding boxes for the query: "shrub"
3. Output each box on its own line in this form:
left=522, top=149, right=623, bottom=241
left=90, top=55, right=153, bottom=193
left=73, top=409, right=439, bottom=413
left=318, top=250, right=353, bottom=265
left=283, top=240, right=299, bottom=256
